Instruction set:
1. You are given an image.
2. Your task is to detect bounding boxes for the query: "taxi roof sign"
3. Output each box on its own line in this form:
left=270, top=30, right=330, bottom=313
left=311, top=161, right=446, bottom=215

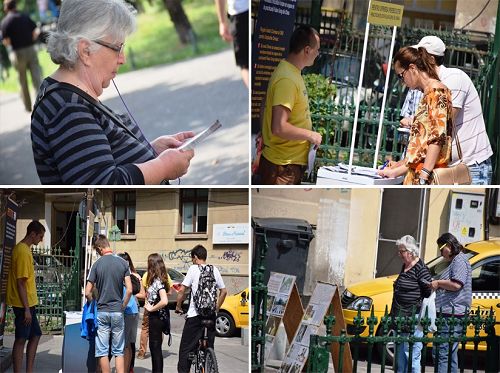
left=368, top=0, right=404, bottom=27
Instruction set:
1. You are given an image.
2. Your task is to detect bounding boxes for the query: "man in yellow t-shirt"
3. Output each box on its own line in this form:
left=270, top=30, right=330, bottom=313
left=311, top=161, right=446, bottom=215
left=257, top=25, right=323, bottom=185
left=7, top=220, right=45, bottom=373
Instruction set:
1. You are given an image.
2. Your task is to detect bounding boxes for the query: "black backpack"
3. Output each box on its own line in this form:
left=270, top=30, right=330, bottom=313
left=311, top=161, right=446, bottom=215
left=130, top=274, right=141, bottom=295
left=193, top=265, right=218, bottom=318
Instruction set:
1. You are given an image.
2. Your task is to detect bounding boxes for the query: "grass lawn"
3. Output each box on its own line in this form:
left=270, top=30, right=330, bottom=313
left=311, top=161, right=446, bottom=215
left=0, top=0, right=229, bottom=93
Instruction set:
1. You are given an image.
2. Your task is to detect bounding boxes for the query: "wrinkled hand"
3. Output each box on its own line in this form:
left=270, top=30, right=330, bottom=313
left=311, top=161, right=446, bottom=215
left=24, top=308, right=32, bottom=326
left=309, top=131, right=322, bottom=147
left=157, top=148, right=194, bottom=179
left=219, top=22, right=232, bottom=42
left=152, top=132, right=195, bottom=154
left=429, top=280, right=439, bottom=291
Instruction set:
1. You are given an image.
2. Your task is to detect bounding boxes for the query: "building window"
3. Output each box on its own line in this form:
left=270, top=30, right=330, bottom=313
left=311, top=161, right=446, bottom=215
left=114, top=191, right=136, bottom=234
left=180, top=189, right=208, bottom=233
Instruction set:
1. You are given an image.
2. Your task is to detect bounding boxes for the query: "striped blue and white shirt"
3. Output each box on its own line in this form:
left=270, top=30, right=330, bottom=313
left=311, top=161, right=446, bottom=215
left=31, top=78, right=156, bottom=184
left=435, top=252, right=472, bottom=316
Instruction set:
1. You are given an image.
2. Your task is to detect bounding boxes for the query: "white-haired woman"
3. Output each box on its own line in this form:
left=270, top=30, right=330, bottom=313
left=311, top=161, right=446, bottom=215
left=31, top=0, right=194, bottom=184
left=390, top=235, right=432, bottom=373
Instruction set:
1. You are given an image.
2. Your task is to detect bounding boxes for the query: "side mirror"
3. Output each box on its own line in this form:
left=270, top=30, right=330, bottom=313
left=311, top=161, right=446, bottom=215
left=240, top=291, right=247, bottom=305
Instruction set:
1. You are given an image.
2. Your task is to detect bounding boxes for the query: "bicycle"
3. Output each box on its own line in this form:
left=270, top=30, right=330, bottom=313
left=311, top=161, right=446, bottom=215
left=177, top=311, right=219, bottom=373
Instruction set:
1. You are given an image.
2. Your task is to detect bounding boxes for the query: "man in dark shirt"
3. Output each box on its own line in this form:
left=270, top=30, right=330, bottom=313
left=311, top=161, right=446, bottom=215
left=85, top=235, right=132, bottom=373
left=1, top=0, right=42, bottom=111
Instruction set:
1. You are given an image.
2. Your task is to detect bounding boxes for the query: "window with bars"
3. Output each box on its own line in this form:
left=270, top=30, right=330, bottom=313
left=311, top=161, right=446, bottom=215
left=180, top=189, right=208, bottom=233
left=113, top=191, right=136, bottom=234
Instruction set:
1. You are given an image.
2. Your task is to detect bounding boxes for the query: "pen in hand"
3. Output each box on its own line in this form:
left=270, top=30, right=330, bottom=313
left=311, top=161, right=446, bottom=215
left=380, top=160, right=389, bottom=170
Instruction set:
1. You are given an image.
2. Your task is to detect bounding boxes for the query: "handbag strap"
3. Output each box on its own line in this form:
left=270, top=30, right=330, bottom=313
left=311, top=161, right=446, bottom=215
left=33, top=82, right=144, bottom=144
left=450, top=115, right=464, bottom=161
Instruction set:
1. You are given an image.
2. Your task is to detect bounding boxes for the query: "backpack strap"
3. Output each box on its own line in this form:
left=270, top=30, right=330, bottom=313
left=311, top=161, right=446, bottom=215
left=33, top=82, right=143, bottom=144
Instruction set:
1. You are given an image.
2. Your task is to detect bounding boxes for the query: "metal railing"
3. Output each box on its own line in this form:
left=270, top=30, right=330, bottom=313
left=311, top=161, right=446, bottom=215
left=4, top=217, right=82, bottom=334
left=307, top=306, right=499, bottom=373
left=251, top=2, right=499, bottom=182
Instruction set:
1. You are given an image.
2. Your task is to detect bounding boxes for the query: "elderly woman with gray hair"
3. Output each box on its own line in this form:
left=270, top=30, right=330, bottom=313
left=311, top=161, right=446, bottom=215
left=31, top=0, right=194, bottom=184
left=390, top=235, right=432, bottom=373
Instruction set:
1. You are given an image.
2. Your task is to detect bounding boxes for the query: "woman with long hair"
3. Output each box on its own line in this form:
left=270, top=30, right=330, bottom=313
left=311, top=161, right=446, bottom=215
left=117, top=252, right=144, bottom=373
left=144, top=253, right=170, bottom=372
left=378, top=46, right=453, bottom=185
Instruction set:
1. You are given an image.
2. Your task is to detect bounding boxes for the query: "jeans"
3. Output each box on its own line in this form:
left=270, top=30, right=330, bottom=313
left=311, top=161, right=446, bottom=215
left=95, top=311, right=125, bottom=357
left=396, top=328, right=424, bottom=373
left=434, top=319, right=462, bottom=373
left=469, top=158, right=492, bottom=185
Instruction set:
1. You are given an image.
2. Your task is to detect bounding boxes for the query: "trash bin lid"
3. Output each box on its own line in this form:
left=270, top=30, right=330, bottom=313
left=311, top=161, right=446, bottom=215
left=252, top=217, right=314, bottom=240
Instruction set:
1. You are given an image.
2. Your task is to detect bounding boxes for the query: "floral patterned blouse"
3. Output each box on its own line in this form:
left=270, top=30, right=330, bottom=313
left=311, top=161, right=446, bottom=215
left=404, top=87, right=453, bottom=185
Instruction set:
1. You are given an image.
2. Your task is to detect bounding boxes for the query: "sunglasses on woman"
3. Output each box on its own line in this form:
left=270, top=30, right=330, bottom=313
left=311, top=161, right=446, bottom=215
left=397, top=67, right=409, bottom=81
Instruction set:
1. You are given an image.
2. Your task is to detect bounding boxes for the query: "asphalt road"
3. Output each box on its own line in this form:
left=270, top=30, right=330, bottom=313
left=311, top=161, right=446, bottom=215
left=0, top=48, right=249, bottom=185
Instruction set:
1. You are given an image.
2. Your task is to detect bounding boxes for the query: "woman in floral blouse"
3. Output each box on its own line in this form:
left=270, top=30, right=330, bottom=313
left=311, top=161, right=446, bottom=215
left=379, top=46, right=453, bottom=185
left=144, top=253, right=170, bottom=372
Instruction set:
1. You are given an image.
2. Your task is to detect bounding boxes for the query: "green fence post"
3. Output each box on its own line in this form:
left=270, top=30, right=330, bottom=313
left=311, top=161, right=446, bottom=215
left=488, top=0, right=500, bottom=183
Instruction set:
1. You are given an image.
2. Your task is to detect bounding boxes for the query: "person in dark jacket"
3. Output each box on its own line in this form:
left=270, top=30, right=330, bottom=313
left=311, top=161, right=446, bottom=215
left=1, top=0, right=42, bottom=111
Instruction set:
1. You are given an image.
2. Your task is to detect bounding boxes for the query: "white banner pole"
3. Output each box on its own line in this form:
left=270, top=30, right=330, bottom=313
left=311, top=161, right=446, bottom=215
left=348, top=0, right=372, bottom=175
left=373, top=25, right=398, bottom=168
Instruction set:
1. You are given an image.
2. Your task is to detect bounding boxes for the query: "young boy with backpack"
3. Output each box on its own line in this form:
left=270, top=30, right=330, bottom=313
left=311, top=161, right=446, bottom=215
left=175, top=245, right=227, bottom=373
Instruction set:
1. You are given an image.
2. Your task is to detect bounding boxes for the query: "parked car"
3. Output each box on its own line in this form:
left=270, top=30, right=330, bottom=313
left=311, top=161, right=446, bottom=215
left=341, top=239, right=500, bottom=362
left=33, top=253, right=67, bottom=284
left=136, top=267, right=190, bottom=310
left=216, top=288, right=249, bottom=338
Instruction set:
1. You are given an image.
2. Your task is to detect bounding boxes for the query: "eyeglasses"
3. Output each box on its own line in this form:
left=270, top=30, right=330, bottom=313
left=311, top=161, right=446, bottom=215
left=438, top=243, right=448, bottom=251
left=93, top=40, right=125, bottom=55
left=397, top=67, right=408, bottom=81
left=398, top=249, right=407, bottom=254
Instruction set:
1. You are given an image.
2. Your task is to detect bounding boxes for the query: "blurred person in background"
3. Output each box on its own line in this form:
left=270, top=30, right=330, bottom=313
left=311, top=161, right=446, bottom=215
left=1, top=0, right=42, bottom=112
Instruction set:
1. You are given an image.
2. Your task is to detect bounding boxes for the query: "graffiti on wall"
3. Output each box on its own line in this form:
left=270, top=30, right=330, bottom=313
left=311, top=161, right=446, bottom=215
left=219, top=250, right=241, bottom=262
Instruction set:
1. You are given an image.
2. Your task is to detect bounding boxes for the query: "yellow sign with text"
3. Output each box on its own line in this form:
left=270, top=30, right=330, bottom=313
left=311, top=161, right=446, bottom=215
left=368, top=0, right=404, bottom=27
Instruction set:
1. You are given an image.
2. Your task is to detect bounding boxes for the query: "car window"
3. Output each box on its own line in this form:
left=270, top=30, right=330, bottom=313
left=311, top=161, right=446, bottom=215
left=471, top=257, right=500, bottom=292
left=426, top=249, right=476, bottom=278
left=167, top=268, right=185, bottom=282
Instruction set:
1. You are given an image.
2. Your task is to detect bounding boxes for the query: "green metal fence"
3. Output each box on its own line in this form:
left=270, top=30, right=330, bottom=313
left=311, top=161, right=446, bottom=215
left=4, top=216, right=82, bottom=334
left=251, top=224, right=269, bottom=372
left=252, top=2, right=500, bottom=182
left=307, top=306, right=499, bottom=373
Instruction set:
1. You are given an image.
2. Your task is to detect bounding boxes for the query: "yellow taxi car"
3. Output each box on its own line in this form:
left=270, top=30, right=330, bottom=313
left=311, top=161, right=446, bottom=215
left=216, top=288, right=249, bottom=337
left=341, top=239, right=500, bottom=359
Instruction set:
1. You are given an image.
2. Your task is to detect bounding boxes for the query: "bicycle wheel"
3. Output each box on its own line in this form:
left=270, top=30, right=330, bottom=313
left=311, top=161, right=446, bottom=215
left=204, top=347, right=219, bottom=373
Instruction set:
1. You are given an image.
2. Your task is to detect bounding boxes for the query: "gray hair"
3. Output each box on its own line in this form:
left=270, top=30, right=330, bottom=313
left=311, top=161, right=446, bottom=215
left=396, top=235, right=419, bottom=257
left=47, top=0, right=136, bottom=69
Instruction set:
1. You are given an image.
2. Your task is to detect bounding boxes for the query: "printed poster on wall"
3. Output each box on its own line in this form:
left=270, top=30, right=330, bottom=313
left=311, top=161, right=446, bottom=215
left=264, top=272, right=296, bottom=360
left=251, top=0, right=298, bottom=134
left=280, top=282, right=336, bottom=373
left=0, top=197, right=18, bottom=346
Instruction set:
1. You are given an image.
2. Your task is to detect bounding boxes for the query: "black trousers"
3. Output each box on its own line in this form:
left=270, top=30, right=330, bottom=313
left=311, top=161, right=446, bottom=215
left=177, top=315, right=216, bottom=373
left=149, top=312, right=164, bottom=373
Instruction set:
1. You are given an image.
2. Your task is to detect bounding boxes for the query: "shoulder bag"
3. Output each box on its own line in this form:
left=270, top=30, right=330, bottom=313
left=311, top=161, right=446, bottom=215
left=431, top=127, right=471, bottom=185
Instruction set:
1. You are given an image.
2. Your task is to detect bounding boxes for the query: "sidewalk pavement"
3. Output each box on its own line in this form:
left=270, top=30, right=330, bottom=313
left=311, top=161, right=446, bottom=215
left=0, top=49, right=249, bottom=185
left=2, top=308, right=249, bottom=372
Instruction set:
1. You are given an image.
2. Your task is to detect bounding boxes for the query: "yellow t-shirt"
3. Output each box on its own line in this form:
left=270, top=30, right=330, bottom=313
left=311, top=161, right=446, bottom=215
left=262, top=59, right=312, bottom=165
left=6, top=242, right=38, bottom=308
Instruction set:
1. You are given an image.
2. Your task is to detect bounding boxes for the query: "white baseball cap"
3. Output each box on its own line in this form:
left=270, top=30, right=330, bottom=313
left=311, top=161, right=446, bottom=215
left=411, top=36, right=446, bottom=57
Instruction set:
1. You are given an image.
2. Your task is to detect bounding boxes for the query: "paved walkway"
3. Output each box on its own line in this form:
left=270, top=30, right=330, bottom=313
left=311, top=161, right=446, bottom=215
left=0, top=49, right=249, bottom=185
left=2, top=308, right=249, bottom=372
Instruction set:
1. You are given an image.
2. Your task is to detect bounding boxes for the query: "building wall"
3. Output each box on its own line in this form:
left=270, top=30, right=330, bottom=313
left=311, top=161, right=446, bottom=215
left=100, top=189, right=249, bottom=294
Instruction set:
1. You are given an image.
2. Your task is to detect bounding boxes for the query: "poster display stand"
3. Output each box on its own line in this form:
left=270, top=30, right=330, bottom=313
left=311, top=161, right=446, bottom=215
left=264, top=272, right=304, bottom=362
left=280, top=282, right=353, bottom=373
